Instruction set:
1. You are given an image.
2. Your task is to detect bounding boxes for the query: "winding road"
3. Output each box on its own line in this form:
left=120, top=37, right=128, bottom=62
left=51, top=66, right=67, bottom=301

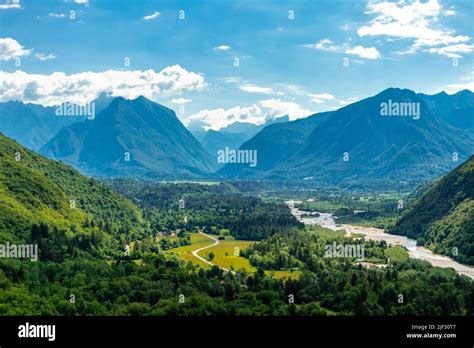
left=191, top=232, right=234, bottom=273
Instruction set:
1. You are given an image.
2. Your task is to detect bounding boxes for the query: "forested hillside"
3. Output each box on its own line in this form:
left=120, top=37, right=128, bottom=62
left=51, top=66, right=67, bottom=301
left=0, top=132, right=144, bottom=257
left=390, top=156, right=474, bottom=264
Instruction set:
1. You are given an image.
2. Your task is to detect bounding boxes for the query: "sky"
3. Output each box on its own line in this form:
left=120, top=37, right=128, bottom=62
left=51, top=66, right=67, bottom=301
left=0, top=0, right=473, bottom=131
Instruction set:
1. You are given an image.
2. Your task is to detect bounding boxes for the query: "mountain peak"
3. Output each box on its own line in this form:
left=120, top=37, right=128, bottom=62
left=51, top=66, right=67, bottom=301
left=455, top=89, right=473, bottom=96
left=95, top=91, right=113, bottom=99
left=376, top=87, right=417, bottom=99
left=109, top=95, right=173, bottom=113
left=127, top=95, right=149, bottom=104
left=107, top=95, right=146, bottom=109
left=40, top=93, right=217, bottom=178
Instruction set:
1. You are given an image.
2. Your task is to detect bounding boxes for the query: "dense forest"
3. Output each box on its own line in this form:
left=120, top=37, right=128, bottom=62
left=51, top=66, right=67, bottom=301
left=1, top=227, right=473, bottom=316
left=109, top=179, right=302, bottom=241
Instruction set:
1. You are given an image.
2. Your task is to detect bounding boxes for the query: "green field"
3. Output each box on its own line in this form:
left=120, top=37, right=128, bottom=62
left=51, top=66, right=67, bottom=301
left=265, top=270, right=302, bottom=280
left=170, top=233, right=302, bottom=279
left=306, top=225, right=346, bottom=239
left=197, top=239, right=256, bottom=272
left=168, top=233, right=256, bottom=271
left=168, top=233, right=214, bottom=268
left=385, top=245, right=409, bottom=262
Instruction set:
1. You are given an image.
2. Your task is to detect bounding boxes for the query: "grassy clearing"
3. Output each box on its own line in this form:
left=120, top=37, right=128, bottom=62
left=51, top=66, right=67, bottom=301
left=177, top=252, right=210, bottom=268
left=264, top=270, right=302, bottom=280
left=385, top=245, right=409, bottom=262
left=197, top=239, right=256, bottom=272
left=168, top=233, right=214, bottom=268
left=171, top=233, right=213, bottom=253
left=133, top=259, right=144, bottom=266
left=306, top=225, right=346, bottom=239
left=170, top=233, right=301, bottom=279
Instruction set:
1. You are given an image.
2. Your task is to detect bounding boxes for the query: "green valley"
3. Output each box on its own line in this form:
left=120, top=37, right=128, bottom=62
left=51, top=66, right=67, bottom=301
left=0, top=133, right=473, bottom=317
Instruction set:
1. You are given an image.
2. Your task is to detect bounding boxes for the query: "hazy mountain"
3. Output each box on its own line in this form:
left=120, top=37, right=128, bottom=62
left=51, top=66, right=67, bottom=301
left=92, top=92, right=115, bottom=115
left=219, top=121, right=263, bottom=136
left=201, top=130, right=251, bottom=160
left=220, top=115, right=290, bottom=135
left=0, top=102, right=84, bottom=151
left=199, top=116, right=290, bottom=160
left=390, top=156, right=474, bottom=265
left=0, top=92, right=114, bottom=151
left=40, top=96, right=218, bottom=179
left=219, top=112, right=332, bottom=178
left=190, top=128, right=208, bottom=143
left=418, top=89, right=474, bottom=131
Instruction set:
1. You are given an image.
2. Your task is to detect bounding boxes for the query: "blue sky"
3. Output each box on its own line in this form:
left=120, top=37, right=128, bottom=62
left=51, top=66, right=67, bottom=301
left=0, top=0, right=473, bottom=130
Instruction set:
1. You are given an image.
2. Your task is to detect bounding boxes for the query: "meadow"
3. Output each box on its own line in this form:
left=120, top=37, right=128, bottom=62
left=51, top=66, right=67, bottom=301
left=197, top=238, right=256, bottom=272
left=170, top=233, right=302, bottom=279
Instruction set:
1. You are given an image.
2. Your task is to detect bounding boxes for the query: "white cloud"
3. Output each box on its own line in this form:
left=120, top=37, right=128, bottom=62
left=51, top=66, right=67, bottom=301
left=224, top=76, right=242, bottom=83
left=185, top=99, right=312, bottom=130
left=143, top=11, right=160, bottom=21
left=0, top=0, right=21, bottom=10
left=73, top=0, right=88, bottom=4
left=357, top=0, right=471, bottom=58
left=49, top=12, right=65, bottom=18
left=339, top=97, right=360, bottom=106
left=304, top=39, right=380, bottom=59
left=185, top=105, right=263, bottom=131
left=35, top=52, right=56, bottom=61
left=445, top=9, right=455, bottom=16
left=239, top=84, right=276, bottom=94
left=171, top=97, right=192, bottom=105
left=304, top=39, right=340, bottom=52
left=282, top=84, right=304, bottom=94
left=0, top=38, right=31, bottom=61
left=444, top=81, right=474, bottom=94
left=258, top=99, right=312, bottom=121
left=0, top=65, right=206, bottom=106
left=214, top=45, right=231, bottom=51
left=345, top=45, right=381, bottom=59
left=308, top=92, right=336, bottom=103
left=427, top=43, right=474, bottom=58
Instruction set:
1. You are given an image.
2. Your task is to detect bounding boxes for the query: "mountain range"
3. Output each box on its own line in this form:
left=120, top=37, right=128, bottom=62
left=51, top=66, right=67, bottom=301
left=0, top=88, right=472, bottom=187
left=221, top=88, right=474, bottom=188
left=418, top=90, right=473, bottom=131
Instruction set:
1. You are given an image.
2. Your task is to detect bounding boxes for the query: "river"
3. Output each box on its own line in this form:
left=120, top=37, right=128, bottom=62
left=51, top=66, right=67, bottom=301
left=288, top=204, right=474, bottom=280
